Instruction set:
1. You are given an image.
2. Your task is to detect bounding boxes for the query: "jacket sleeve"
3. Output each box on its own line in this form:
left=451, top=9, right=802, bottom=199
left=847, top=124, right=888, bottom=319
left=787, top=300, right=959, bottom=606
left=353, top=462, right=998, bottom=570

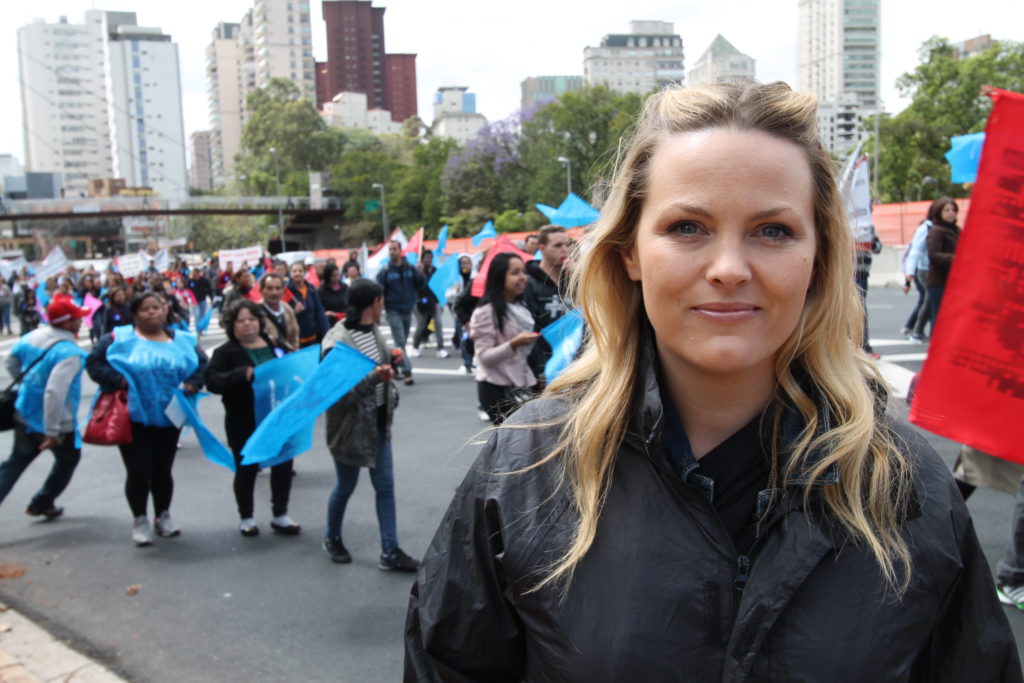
left=471, top=307, right=516, bottom=368
left=42, top=354, right=82, bottom=437
left=85, top=334, right=126, bottom=391
left=404, top=444, right=526, bottom=682
left=185, top=343, right=210, bottom=390
left=204, top=346, right=250, bottom=396
left=926, top=227, right=955, bottom=270
left=910, top=499, right=1023, bottom=681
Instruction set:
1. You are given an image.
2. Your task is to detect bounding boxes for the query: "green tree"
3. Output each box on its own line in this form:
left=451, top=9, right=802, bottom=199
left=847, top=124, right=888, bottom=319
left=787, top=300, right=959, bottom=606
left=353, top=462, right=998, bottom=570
left=189, top=214, right=271, bottom=254
left=329, top=129, right=407, bottom=225
left=865, top=38, right=1024, bottom=202
left=391, top=136, right=460, bottom=234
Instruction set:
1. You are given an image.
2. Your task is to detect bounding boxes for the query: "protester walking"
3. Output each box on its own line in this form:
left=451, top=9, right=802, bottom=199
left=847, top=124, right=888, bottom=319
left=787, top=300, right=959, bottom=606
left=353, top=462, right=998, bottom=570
left=524, top=225, right=570, bottom=383
left=469, top=252, right=539, bottom=424
left=18, top=288, right=41, bottom=336
left=86, top=292, right=208, bottom=546
left=317, top=263, right=348, bottom=325
left=405, top=82, right=1021, bottom=680
left=0, top=295, right=89, bottom=519
left=287, top=262, right=330, bottom=348
left=259, top=273, right=299, bottom=351
left=205, top=300, right=300, bottom=537
left=375, top=241, right=422, bottom=384
left=410, top=250, right=448, bottom=358
left=924, top=197, right=961, bottom=323
left=320, top=279, right=418, bottom=572
left=0, top=280, right=13, bottom=335
left=101, top=287, right=132, bottom=337
left=901, top=210, right=933, bottom=342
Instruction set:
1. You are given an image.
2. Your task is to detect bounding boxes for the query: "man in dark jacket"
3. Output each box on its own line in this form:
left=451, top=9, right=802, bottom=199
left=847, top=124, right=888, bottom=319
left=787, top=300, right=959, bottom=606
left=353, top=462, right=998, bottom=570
left=410, top=250, right=447, bottom=359
left=523, top=225, right=570, bottom=383
left=186, top=266, right=213, bottom=328
left=375, top=241, right=423, bottom=384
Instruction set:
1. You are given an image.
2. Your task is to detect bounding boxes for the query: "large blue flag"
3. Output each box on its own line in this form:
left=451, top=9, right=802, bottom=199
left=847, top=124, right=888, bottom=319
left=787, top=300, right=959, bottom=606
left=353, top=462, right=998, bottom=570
left=471, top=220, right=497, bottom=248
left=241, top=343, right=376, bottom=466
left=542, top=309, right=584, bottom=381
left=428, top=251, right=462, bottom=306
left=945, top=132, right=985, bottom=184
left=196, top=306, right=214, bottom=334
left=167, top=390, right=236, bottom=472
left=247, top=345, right=320, bottom=467
left=437, top=225, right=449, bottom=254
left=535, top=193, right=600, bottom=228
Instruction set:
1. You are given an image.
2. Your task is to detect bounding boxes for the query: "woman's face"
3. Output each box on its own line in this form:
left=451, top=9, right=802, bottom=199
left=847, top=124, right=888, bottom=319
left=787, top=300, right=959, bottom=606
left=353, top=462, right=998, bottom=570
left=345, top=265, right=360, bottom=280
left=940, top=202, right=958, bottom=224
left=459, top=257, right=472, bottom=274
left=291, top=264, right=306, bottom=282
left=329, top=269, right=341, bottom=285
left=237, top=271, right=252, bottom=288
left=112, top=290, right=126, bottom=305
left=503, top=257, right=528, bottom=301
left=233, top=308, right=261, bottom=343
left=622, top=129, right=817, bottom=384
left=134, top=296, right=166, bottom=331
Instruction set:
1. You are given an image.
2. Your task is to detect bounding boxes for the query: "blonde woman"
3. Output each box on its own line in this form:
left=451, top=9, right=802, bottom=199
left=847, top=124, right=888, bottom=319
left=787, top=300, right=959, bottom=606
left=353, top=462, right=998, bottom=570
left=404, top=82, right=1020, bottom=680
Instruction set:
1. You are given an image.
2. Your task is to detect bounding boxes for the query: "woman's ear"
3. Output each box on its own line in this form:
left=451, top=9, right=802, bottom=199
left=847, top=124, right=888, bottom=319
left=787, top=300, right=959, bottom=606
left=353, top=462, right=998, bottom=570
left=621, top=247, right=642, bottom=282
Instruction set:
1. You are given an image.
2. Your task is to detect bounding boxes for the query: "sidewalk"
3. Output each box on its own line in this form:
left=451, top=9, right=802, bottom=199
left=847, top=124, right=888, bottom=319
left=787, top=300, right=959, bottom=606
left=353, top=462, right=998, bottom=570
left=0, top=604, right=124, bottom=682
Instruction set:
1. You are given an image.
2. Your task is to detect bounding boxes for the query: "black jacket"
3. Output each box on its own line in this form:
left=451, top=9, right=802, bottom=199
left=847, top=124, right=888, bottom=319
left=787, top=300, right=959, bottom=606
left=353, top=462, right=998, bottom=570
left=204, top=335, right=288, bottom=453
left=405, top=344, right=1021, bottom=682
left=523, top=260, right=567, bottom=331
left=318, top=282, right=349, bottom=314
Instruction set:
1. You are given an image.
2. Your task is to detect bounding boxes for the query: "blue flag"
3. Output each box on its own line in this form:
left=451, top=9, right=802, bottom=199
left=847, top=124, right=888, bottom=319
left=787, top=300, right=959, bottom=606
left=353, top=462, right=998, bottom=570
left=542, top=309, right=584, bottom=381
left=471, top=220, right=497, bottom=248
left=437, top=225, right=449, bottom=253
left=535, top=193, right=600, bottom=228
left=196, top=306, right=214, bottom=334
left=428, top=251, right=462, bottom=306
left=168, top=390, right=236, bottom=472
left=247, top=346, right=321, bottom=467
left=945, top=132, right=985, bottom=184
left=36, top=281, right=50, bottom=307
left=241, top=343, right=376, bottom=466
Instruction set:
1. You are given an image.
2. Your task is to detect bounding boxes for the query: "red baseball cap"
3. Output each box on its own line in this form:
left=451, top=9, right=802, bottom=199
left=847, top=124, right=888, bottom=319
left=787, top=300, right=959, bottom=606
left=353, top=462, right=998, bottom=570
left=47, top=295, right=91, bottom=324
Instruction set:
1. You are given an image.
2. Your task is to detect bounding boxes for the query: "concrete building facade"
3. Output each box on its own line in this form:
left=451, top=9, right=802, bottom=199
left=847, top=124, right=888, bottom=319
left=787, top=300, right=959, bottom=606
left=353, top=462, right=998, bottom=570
left=206, top=22, right=242, bottom=187
left=321, top=92, right=401, bottom=135
left=253, top=0, right=315, bottom=97
left=583, top=21, right=684, bottom=94
left=18, top=11, right=188, bottom=198
left=190, top=131, right=215, bottom=192
left=520, top=75, right=584, bottom=114
left=687, top=34, right=755, bottom=87
left=430, top=86, right=486, bottom=145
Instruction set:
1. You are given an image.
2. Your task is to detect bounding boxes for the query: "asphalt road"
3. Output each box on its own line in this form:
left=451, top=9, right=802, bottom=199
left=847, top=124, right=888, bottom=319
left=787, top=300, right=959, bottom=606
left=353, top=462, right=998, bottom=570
left=0, top=286, right=1020, bottom=681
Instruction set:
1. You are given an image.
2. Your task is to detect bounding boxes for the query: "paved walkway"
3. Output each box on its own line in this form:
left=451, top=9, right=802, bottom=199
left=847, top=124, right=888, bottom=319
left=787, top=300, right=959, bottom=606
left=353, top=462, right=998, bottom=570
left=0, top=604, right=123, bottom=682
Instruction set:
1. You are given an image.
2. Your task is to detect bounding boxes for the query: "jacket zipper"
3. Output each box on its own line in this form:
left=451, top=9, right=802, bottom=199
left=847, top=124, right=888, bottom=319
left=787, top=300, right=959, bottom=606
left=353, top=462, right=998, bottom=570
left=734, top=554, right=751, bottom=592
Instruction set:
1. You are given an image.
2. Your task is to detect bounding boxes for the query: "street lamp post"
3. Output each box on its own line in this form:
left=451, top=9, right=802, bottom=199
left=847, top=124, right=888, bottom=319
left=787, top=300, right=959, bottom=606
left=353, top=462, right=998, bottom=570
left=557, top=156, right=572, bottom=196
left=917, top=176, right=938, bottom=201
left=371, top=182, right=388, bottom=242
left=269, top=147, right=284, bottom=253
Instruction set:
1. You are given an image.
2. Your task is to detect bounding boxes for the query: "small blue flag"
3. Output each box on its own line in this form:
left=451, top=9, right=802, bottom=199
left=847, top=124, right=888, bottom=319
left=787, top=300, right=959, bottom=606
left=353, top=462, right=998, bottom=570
left=248, top=346, right=321, bottom=468
left=428, top=251, right=462, bottom=306
left=945, top=132, right=985, bottom=184
left=196, top=306, right=214, bottom=334
left=36, top=281, right=50, bottom=307
left=471, top=221, right=497, bottom=248
left=437, top=225, right=449, bottom=253
left=541, top=309, right=584, bottom=381
left=535, top=193, right=600, bottom=228
left=241, top=343, right=376, bottom=466
left=168, top=390, right=236, bottom=471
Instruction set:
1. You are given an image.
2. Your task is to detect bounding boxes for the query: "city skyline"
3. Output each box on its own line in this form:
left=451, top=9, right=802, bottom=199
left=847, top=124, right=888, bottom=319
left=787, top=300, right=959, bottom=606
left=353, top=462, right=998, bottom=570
left=3, top=0, right=1019, bottom=169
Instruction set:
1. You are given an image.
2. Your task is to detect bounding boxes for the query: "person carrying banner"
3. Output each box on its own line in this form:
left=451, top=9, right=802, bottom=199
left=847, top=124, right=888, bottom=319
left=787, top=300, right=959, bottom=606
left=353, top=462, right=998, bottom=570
left=287, top=261, right=329, bottom=348
left=205, top=300, right=300, bottom=538
left=405, top=82, right=1020, bottom=680
left=469, top=252, right=539, bottom=425
left=86, top=292, right=209, bottom=547
left=375, top=240, right=423, bottom=385
left=0, top=296, right=89, bottom=519
left=524, top=225, right=571, bottom=383
left=320, top=279, right=418, bottom=572
left=259, top=273, right=299, bottom=351
left=924, top=197, right=960, bottom=323
left=410, top=250, right=448, bottom=359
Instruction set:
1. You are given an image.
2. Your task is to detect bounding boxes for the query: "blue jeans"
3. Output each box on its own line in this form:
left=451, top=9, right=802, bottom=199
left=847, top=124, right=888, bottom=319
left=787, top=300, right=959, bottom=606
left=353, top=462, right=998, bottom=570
left=998, top=475, right=1024, bottom=586
left=385, top=310, right=412, bottom=375
left=0, top=423, right=80, bottom=510
left=325, top=422, right=398, bottom=555
left=195, top=299, right=209, bottom=332
left=0, top=302, right=11, bottom=333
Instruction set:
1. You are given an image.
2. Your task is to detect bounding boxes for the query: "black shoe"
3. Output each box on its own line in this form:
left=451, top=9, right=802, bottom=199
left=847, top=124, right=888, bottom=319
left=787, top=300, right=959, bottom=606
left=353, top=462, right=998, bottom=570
left=25, top=504, right=63, bottom=520
left=270, top=516, right=301, bottom=535
left=403, top=375, right=415, bottom=386
left=379, top=547, right=419, bottom=572
left=323, top=538, right=352, bottom=564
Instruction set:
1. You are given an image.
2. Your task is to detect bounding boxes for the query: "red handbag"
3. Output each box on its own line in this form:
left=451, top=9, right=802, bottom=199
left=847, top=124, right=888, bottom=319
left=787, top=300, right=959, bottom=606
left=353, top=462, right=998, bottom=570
left=83, top=390, right=133, bottom=445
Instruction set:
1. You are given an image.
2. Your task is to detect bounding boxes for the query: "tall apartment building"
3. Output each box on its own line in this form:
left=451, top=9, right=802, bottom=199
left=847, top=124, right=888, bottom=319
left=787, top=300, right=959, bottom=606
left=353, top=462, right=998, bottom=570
left=321, top=0, right=417, bottom=123
left=190, top=131, right=214, bottom=192
left=687, top=35, right=756, bottom=87
left=584, top=21, right=684, bottom=95
left=798, top=0, right=879, bottom=152
left=207, top=22, right=242, bottom=186
left=253, top=0, right=315, bottom=96
left=520, top=75, right=584, bottom=113
left=430, top=87, right=486, bottom=145
left=18, top=11, right=188, bottom=198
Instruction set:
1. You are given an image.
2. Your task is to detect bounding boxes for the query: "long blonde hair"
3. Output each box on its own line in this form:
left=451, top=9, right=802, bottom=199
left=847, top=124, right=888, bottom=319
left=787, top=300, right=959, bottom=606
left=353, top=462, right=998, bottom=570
left=534, top=82, right=913, bottom=593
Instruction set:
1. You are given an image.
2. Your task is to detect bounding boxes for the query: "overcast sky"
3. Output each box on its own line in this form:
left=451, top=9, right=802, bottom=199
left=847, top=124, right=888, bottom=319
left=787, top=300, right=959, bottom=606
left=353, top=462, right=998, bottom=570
left=3, top=0, right=1020, bottom=166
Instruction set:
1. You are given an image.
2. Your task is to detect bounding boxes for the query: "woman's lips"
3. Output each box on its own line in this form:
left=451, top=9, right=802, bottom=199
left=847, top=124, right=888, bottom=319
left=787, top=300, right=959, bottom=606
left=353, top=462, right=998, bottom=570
left=692, top=303, right=759, bottom=321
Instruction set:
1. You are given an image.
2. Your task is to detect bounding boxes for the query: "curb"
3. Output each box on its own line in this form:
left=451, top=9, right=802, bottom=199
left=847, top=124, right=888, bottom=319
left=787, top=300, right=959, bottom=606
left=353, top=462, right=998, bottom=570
left=0, top=605, right=125, bottom=682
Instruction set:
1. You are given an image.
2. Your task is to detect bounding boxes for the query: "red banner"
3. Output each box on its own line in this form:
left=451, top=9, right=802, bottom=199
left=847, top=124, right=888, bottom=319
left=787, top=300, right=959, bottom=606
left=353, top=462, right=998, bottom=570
left=470, top=235, right=534, bottom=297
left=909, top=88, right=1024, bottom=463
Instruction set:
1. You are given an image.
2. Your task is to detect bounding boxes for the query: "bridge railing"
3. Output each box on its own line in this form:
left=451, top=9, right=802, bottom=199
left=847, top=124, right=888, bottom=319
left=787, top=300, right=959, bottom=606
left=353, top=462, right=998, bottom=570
left=0, top=196, right=316, bottom=216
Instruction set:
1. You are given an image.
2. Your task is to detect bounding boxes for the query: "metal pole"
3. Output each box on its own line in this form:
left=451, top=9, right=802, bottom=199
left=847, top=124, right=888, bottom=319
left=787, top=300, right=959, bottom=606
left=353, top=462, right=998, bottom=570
left=270, top=147, right=284, bottom=253
left=872, top=106, right=881, bottom=201
left=558, top=156, right=572, bottom=196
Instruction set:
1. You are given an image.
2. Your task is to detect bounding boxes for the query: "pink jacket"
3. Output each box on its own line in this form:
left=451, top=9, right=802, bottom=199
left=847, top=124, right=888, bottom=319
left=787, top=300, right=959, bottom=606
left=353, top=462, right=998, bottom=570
left=469, top=303, right=535, bottom=388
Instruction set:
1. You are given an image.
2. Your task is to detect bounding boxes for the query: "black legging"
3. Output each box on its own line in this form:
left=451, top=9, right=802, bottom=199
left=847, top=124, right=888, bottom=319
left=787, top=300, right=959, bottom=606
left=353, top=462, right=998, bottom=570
left=232, top=451, right=293, bottom=519
left=118, top=422, right=181, bottom=518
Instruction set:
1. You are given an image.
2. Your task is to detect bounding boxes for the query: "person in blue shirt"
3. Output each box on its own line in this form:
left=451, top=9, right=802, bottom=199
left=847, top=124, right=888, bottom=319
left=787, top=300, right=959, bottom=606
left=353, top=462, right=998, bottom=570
left=374, top=241, right=423, bottom=385
left=86, top=292, right=208, bottom=547
left=900, top=210, right=933, bottom=342
left=0, top=295, right=90, bottom=519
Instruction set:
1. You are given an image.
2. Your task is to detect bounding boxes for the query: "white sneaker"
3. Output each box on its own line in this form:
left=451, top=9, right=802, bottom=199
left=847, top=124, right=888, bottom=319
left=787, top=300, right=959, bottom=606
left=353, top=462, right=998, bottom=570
left=436, top=349, right=449, bottom=359
left=477, top=409, right=491, bottom=422
left=154, top=511, right=181, bottom=538
left=409, top=347, right=422, bottom=358
left=132, top=517, right=154, bottom=546
left=457, top=365, right=472, bottom=375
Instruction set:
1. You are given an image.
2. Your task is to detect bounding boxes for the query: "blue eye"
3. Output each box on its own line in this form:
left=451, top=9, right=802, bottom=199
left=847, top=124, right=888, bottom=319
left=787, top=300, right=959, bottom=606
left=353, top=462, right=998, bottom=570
left=669, top=221, right=701, bottom=236
left=760, top=224, right=793, bottom=240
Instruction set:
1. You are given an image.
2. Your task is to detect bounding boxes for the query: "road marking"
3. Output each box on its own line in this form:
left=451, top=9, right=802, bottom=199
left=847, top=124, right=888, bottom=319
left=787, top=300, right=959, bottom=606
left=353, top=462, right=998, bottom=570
left=878, top=360, right=916, bottom=400
left=880, top=352, right=928, bottom=363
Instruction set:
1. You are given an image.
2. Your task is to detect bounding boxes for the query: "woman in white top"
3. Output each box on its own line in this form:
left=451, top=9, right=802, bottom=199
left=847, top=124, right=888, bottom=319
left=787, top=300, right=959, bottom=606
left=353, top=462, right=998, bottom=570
left=469, top=253, right=540, bottom=424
